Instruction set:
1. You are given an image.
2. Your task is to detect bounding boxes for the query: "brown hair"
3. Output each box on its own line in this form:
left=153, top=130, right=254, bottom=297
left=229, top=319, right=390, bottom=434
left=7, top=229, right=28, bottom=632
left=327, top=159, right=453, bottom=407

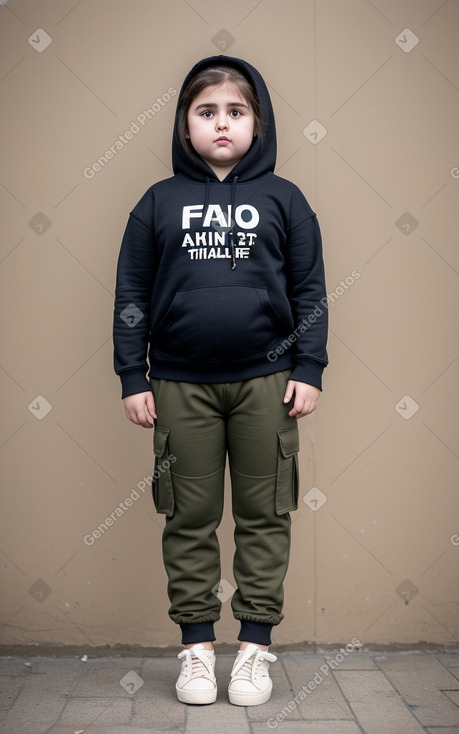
left=176, top=65, right=263, bottom=157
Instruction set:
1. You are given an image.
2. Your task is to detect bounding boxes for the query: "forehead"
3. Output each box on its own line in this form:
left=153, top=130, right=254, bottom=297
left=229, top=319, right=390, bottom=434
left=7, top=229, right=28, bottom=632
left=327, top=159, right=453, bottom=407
left=191, top=80, right=249, bottom=106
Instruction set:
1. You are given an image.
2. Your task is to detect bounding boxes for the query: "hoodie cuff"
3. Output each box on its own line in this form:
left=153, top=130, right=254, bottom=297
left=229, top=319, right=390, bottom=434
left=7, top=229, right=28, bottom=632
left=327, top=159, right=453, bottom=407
left=119, top=368, right=152, bottom=399
left=289, top=359, right=327, bottom=390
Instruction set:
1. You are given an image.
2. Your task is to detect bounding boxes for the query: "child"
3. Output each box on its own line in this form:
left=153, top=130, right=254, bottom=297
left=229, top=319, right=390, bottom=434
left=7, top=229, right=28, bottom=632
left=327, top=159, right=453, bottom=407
left=113, top=55, right=328, bottom=706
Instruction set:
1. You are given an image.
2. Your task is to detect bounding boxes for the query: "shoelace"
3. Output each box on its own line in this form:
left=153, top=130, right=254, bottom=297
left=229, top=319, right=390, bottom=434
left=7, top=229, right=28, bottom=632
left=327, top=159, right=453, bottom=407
left=178, top=648, right=214, bottom=679
left=234, top=656, right=254, bottom=682
left=231, top=647, right=277, bottom=682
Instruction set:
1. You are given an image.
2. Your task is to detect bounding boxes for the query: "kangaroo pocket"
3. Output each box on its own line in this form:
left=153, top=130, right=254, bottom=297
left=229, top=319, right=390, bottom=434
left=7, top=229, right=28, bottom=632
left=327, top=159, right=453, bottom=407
left=154, top=285, right=292, bottom=362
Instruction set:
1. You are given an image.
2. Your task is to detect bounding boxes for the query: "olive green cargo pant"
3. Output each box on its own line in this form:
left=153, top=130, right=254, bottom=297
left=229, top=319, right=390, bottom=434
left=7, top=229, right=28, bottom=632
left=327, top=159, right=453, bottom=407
left=150, top=371, right=299, bottom=646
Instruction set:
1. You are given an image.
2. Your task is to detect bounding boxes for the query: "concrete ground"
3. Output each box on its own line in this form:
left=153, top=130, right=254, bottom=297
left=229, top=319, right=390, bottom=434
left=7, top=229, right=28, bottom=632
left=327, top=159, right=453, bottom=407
left=1, top=649, right=459, bottom=734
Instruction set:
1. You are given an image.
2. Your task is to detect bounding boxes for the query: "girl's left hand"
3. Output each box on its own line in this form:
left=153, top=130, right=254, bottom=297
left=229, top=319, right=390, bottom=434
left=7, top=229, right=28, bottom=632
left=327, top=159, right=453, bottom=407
left=283, top=380, right=321, bottom=418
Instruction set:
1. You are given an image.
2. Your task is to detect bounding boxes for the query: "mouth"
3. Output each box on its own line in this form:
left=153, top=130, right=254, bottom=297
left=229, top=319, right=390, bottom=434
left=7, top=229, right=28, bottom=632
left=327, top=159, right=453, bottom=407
left=215, top=136, right=231, bottom=143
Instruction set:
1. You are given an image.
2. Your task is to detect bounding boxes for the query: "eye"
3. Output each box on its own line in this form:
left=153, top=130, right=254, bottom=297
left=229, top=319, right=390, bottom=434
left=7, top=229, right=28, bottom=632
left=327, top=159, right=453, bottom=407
left=229, top=109, right=242, bottom=118
left=201, top=110, right=214, bottom=118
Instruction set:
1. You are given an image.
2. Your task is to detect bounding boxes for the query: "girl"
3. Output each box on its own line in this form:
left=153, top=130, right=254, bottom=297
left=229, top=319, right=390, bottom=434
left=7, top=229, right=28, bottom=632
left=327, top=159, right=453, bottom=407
left=113, top=55, right=328, bottom=706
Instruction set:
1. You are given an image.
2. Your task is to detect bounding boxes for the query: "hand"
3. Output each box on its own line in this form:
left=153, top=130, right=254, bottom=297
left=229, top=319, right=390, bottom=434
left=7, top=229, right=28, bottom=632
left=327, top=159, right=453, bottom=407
left=123, top=391, right=157, bottom=428
left=283, top=380, right=321, bottom=418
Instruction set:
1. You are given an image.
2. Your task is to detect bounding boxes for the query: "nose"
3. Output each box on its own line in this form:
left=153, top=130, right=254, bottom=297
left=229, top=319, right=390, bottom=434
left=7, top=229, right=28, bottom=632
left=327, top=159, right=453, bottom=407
left=215, top=113, right=229, bottom=131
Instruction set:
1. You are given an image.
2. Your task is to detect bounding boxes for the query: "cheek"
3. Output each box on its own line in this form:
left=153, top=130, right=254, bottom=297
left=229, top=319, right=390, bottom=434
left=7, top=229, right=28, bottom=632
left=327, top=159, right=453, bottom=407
left=187, top=119, right=204, bottom=142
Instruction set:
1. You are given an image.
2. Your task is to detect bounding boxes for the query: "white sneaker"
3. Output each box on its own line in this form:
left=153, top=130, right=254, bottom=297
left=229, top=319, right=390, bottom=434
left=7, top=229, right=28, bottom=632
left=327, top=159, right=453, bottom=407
left=176, top=644, right=217, bottom=704
left=228, top=644, right=277, bottom=706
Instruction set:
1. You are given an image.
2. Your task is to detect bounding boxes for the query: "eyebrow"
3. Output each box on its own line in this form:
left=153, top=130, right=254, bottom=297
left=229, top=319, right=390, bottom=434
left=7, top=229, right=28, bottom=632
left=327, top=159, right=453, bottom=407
left=194, top=102, right=249, bottom=110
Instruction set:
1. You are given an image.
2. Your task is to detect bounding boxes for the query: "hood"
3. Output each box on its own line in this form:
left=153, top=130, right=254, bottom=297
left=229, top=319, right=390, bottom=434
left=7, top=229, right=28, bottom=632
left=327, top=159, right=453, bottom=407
left=172, top=55, right=277, bottom=183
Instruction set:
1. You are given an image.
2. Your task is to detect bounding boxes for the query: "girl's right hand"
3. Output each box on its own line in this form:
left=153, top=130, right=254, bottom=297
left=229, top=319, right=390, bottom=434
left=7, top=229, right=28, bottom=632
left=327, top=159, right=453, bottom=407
left=123, top=391, right=157, bottom=428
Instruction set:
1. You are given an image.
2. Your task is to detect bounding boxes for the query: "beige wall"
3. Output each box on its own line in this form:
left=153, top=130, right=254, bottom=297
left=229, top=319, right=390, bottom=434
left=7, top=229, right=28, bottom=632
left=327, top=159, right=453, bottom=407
left=1, top=0, right=458, bottom=651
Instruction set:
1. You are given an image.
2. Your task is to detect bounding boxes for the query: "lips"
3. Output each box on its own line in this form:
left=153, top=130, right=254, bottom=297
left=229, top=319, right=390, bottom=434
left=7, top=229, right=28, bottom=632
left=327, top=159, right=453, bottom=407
left=215, top=136, right=230, bottom=142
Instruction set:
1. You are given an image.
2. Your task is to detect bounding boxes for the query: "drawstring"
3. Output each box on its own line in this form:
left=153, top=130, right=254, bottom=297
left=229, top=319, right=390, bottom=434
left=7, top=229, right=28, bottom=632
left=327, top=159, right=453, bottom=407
left=204, top=174, right=238, bottom=270
left=203, top=176, right=211, bottom=224
left=229, top=176, right=238, bottom=270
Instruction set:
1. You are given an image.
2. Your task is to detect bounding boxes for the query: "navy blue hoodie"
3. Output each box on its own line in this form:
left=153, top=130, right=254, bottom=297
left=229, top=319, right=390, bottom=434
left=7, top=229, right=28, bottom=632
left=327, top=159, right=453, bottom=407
left=113, top=55, right=328, bottom=398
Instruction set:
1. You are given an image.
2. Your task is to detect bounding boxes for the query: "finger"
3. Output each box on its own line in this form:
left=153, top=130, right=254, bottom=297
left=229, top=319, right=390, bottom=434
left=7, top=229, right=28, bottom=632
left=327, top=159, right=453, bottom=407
left=138, top=405, right=154, bottom=428
left=126, top=405, right=152, bottom=428
left=146, top=394, right=157, bottom=421
left=144, top=406, right=154, bottom=426
left=288, top=393, right=303, bottom=418
left=283, top=380, right=295, bottom=404
left=290, top=399, right=316, bottom=418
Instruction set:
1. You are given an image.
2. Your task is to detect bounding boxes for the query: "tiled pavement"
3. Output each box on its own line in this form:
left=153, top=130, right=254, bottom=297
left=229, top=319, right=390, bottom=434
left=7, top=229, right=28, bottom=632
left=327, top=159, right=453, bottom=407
left=1, top=650, right=459, bottom=733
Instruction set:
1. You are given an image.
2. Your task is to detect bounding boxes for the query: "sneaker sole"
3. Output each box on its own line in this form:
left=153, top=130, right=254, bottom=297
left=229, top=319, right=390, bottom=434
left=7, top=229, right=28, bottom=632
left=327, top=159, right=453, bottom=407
left=176, top=686, right=217, bottom=705
left=228, top=683, right=272, bottom=706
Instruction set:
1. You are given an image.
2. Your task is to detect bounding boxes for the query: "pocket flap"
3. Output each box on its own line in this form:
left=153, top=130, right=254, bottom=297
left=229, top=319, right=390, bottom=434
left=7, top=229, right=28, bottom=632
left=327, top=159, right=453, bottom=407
left=153, top=427, right=170, bottom=458
left=277, top=427, right=299, bottom=458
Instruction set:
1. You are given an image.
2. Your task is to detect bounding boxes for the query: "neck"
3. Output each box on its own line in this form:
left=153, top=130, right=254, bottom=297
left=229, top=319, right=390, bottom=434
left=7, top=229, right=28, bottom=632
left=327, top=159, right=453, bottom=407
left=206, top=162, right=237, bottom=181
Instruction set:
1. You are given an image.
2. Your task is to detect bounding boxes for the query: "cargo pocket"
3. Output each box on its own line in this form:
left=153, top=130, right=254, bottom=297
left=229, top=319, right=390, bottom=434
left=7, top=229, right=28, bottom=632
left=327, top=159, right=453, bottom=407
left=152, top=427, right=174, bottom=517
left=275, top=426, right=299, bottom=515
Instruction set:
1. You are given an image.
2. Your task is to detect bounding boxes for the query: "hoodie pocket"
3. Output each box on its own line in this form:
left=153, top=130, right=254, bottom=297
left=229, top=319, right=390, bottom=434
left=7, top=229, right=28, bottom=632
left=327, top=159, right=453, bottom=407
left=275, top=426, right=299, bottom=515
left=152, top=427, right=174, bottom=516
left=154, top=285, right=292, bottom=362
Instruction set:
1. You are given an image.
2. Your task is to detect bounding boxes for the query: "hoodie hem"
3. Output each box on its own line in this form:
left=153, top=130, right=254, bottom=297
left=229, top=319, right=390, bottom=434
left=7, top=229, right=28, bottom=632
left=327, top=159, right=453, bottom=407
left=148, top=353, right=294, bottom=384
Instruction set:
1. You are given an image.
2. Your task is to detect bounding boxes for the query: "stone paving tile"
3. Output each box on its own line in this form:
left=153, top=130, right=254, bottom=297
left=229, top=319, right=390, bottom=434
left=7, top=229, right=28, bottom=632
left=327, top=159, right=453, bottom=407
left=276, top=651, right=378, bottom=670
left=0, top=677, right=26, bottom=713
left=244, top=654, right=302, bottom=723
left=50, top=727, right=171, bottom=734
left=334, top=669, right=425, bottom=734
left=436, top=653, right=459, bottom=678
left=132, top=657, right=190, bottom=730
left=436, top=653, right=459, bottom=665
left=375, top=655, right=459, bottom=727
left=185, top=701, right=250, bottom=733
left=280, top=656, right=354, bottom=720
left=0, top=658, right=34, bottom=677
left=1, top=652, right=459, bottom=734
left=252, top=722, right=362, bottom=733
left=0, top=660, right=76, bottom=734
left=73, top=657, right=144, bottom=697
left=320, top=653, right=379, bottom=670
left=443, top=688, right=459, bottom=705
left=59, top=696, right=134, bottom=728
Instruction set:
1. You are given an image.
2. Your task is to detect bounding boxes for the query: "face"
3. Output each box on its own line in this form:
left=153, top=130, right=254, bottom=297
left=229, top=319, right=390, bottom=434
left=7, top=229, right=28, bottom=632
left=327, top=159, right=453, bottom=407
left=186, top=81, right=255, bottom=180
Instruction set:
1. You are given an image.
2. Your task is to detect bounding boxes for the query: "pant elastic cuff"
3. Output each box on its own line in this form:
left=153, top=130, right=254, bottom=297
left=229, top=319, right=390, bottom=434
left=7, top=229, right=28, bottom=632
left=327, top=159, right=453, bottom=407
left=237, top=620, right=273, bottom=646
left=180, top=621, right=216, bottom=645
